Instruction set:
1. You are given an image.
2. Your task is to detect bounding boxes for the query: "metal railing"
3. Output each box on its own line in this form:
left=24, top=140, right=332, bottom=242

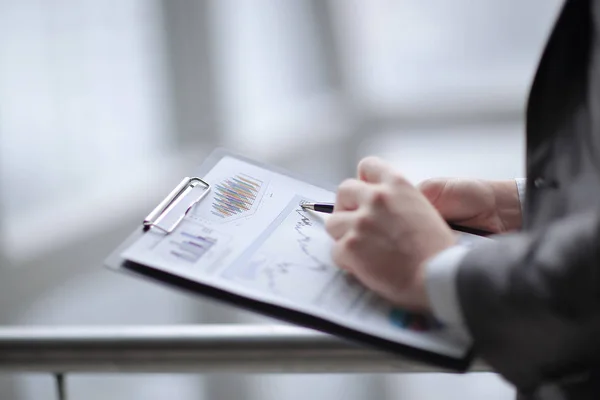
left=0, top=324, right=488, bottom=373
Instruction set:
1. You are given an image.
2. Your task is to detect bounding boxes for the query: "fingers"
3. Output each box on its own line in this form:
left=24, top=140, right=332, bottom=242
left=331, top=233, right=359, bottom=272
left=325, top=211, right=354, bottom=240
left=327, top=210, right=362, bottom=272
left=329, top=177, right=373, bottom=243
left=358, top=156, right=394, bottom=183
left=418, top=178, right=449, bottom=206
left=331, top=240, right=348, bottom=271
left=335, top=179, right=370, bottom=211
left=418, top=178, right=464, bottom=220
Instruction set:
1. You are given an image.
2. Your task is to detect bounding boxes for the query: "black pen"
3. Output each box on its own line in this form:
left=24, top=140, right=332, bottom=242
left=300, top=202, right=492, bottom=236
left=301, top=202, right=334, bottom=213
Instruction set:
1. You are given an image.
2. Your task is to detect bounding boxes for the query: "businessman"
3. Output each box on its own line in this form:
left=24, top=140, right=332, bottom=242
left=325, top=1, right=600, bottom=399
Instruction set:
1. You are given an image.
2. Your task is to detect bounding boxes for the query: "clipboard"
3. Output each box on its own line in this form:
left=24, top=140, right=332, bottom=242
left=105, top=148, right=475, bottom=371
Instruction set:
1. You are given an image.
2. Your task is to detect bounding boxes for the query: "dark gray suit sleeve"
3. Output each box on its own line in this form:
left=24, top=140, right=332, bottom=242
left=457, top=209, right=600, bottom=391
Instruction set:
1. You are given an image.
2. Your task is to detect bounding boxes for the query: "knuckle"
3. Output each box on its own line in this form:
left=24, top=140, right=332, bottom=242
left=338, top=178, right=356, bottom=191
left=337, top=179, right=357, bottom=196
left=355, top=214, right=374, bottom=231
left=344, top=232, right=362, bottom=251
left=418, top=178, right=450, bottom=205
left=370, top=188, right=390, bottom=206
left=418, top=178, right=438, bottom=196
left=358, top=156, right=378, bottom=170
left=417, top=178, right=436, bottom=191
left=389, top=171, right=409, bottom=186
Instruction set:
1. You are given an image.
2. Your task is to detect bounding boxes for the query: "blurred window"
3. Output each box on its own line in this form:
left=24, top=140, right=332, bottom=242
left=0, top=0, right=563, bottom=261
left=0, top=0, right=171, bottom=260
left=210, top=0, right=342, bottom=154
left=331, top=0, right=563, bottom=113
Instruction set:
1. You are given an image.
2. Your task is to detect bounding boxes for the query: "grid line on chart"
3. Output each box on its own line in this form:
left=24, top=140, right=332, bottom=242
left=211, top=173, right=263, bottom=218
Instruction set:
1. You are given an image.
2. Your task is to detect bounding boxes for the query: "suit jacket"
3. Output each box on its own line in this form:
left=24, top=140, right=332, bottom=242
left=457, top=1, right=600, bottom=399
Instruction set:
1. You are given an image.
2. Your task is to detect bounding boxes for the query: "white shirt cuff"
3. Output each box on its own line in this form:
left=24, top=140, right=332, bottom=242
left=515, top=178, right=526, bottom=212
left=425, top=245, right=470, bottom=326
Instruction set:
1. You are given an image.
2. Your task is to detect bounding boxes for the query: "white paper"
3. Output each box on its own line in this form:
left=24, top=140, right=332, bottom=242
left=122, top=155, right=479, bottom=358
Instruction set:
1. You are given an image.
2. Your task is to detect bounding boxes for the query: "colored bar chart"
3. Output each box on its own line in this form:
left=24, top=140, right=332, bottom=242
left=388, top=308, right=444, bottom=332
left=211, top=174, right=263, bottom=218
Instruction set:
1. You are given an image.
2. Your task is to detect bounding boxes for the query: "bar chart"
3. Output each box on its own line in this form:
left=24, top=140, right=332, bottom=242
left=169, top=232, right=217, bottom=263
left=211, top=174, right=263, bottom=219
left=388, top=308, right=444, bottom=332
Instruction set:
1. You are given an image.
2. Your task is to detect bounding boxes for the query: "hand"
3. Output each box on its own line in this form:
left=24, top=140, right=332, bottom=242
left=325, top=157, right=456, bottom=312
left=418, top=178, right=522, bottom=234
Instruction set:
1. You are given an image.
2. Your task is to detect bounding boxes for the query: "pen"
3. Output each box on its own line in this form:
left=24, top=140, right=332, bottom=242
left=300, top=202, right=334, bottom=213
left=300, top=202, right=492, bottom=236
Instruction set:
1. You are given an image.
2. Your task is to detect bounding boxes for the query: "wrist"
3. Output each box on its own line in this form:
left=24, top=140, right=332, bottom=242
left=409, top=241, right=456, bottom=313
left=491, top=180, right=522, bottom=231
left=424, top=245, right=472, bottom=325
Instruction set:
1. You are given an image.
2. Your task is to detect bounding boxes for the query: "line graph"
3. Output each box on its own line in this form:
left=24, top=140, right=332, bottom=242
left=211, top=173, right=263, bottom=218
left=273, top=208, right=329, bottom=274
left=222, top=197, right=365, bottom=307
left=259, top=206, right=333, bottom=293
left=226, top=205, right=334, bottom=293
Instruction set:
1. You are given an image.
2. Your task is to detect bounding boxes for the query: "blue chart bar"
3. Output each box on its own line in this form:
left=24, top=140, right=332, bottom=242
left=388, top=308, right=444, bottom=332
left=170, top=232, right=217, bottom=263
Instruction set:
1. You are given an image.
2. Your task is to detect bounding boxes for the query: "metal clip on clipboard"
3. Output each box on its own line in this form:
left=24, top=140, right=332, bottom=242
left=143, top=177, right=210, bottom=234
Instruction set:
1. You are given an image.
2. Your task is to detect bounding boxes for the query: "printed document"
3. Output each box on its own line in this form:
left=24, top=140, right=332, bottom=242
left=122, top=155, right=484, bottom=358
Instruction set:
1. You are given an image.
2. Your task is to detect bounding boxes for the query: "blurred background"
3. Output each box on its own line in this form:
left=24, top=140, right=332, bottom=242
left=0, top=0, right=563, bottom=398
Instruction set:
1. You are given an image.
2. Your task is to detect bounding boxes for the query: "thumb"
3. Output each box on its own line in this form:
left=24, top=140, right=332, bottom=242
left=417, top=178, right=459, bottom=218
left=418, top=178, right=450, bottom=205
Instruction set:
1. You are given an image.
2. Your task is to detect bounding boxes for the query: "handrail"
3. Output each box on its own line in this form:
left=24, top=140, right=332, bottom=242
left=0, top=325, right=489, bottom=373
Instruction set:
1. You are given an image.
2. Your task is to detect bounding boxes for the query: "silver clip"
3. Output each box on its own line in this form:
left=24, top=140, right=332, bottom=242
left=143, top=177, right=210, bottom=234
